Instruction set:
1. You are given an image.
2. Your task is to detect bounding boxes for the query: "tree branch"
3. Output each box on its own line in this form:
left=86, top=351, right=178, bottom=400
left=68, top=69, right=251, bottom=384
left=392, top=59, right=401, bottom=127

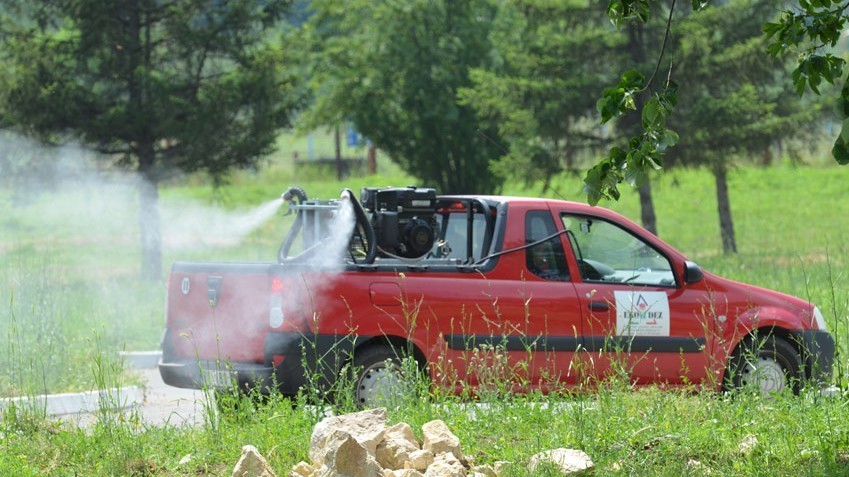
left=645, top=0, right=676, bottom=91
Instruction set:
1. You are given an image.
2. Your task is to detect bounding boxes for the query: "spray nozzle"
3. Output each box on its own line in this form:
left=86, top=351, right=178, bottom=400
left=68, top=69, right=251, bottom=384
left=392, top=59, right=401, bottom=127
left=281, top=186, right=308, bottom=216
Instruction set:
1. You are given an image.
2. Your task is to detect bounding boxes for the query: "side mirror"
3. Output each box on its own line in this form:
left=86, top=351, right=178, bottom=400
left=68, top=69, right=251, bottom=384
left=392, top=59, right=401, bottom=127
left=684, top=261, right=703, bottom=284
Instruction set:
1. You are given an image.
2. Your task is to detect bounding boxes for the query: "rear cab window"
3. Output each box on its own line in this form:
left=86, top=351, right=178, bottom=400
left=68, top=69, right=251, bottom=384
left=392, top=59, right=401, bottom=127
left=432, top=211, right=490, bottom=262
left=525, top=210, right=569, bottom=281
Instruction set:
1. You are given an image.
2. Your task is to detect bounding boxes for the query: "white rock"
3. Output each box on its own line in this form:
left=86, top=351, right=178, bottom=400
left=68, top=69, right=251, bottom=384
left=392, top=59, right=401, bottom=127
left=377, top=422, right=421, bottom=470
left=471, top=464, right=496, bottom=477
left=528, top=448, right=593, bottom=475
left=493, top=461, right=511, bottom=475
left=233, top=445, right=277, bottom=477
left=384, top=470, right=425, bottom=477
left=310, top=408, right=388, bottom=467
left=318, top=429, right=382, bottom=477
left=739, top=434, right=758, bottom=457
left=686, top=459, right=711, bottom=475
left=435, top=452, right=461, bottom=466
left=423, top=453, right=466, bottom=477
left=421, top=420, right=464, bottom=463
left=405, top=449, right=435, bottom=471
left=288, top=461, right=316, bottom=477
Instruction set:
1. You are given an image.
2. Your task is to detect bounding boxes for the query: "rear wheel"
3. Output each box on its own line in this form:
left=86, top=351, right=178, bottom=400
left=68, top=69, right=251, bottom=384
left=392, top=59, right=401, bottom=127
left=351, top=344, right=421, bottom=408
left=725, top=335, right=802, bottom=395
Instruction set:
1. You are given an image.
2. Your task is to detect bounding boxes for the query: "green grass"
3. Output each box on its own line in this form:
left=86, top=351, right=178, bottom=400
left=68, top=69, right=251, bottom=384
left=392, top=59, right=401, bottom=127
left=3, top=386, right=849, bottom=475
left=3, top=159, right=849, bottom=475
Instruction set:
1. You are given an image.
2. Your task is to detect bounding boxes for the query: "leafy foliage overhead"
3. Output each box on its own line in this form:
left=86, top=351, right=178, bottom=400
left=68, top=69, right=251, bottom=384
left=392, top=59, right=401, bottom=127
left=587, top=0, right=845, bottom=203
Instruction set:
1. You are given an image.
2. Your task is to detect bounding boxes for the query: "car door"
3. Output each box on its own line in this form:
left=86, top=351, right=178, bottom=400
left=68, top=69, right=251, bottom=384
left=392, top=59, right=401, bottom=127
left=427, top=207, right=586, bottom=394
left=560, top=213, right=714, bottom=387
left=517, top=209, right=585, bottom=389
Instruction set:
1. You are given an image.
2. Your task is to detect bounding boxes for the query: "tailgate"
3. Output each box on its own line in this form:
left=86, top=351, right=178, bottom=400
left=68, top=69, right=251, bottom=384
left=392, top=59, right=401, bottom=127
left=165, top=262, right=272, bottom=363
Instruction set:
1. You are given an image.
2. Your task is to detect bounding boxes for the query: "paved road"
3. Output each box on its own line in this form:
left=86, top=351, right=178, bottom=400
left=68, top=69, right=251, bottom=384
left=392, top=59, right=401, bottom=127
left=61, top=368, right=211, bottom=428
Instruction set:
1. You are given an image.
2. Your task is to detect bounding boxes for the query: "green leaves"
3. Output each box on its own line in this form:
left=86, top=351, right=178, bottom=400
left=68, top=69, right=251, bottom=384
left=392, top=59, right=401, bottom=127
left=606, top=0, right=651, bottom=27
left=303, top=0, right=504, bottom=194
left=791, top=54, right=845, bottom=95
left=834, top=79, right=849, bottom=165
left=764, top=0, right=849, bottom=167
left=691, top=0, right=712, bottom=12
left=585, top=82, right=678, bottom=205
left=597, top=70, right=645, bottom=124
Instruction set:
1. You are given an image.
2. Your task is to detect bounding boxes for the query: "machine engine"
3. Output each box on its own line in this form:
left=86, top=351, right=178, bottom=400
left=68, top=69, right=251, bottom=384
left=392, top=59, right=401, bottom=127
left=360, top=186, right=439, bottom=259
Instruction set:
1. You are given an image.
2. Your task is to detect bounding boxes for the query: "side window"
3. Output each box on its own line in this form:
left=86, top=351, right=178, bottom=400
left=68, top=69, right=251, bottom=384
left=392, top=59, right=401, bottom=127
left=525, top=211, right=569, bottom=281
left=562, top=215, right=675, bottom=286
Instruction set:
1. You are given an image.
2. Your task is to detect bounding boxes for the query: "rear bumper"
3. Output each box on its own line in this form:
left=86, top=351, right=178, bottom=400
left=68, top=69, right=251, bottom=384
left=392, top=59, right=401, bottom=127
left=158, top=329, right=363, bottom=396
left=797, top=329, right=835, bottom=385
left=158, top=359, right=275, bottom=392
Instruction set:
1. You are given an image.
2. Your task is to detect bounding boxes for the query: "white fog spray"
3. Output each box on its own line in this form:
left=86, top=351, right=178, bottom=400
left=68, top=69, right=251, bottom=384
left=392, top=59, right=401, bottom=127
left=2, top=131, right=294, bottom=376
left=161, top=198, right=284, bottom=249
left=182, top=193, right=360, bottom=363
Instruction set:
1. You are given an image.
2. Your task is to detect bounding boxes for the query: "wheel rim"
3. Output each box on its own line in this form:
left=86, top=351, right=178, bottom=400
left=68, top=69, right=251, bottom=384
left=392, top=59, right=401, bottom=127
left=357, top=360, right=405, bottom=407
left=739, top=356, right=786, bottom=394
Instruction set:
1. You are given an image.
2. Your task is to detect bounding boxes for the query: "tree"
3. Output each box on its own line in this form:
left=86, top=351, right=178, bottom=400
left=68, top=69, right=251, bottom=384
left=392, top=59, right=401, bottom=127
left=459, top=0, right=624, bottom=194
left=459, top=1, right=666, bottom=235
left=0, top=0, right=302, bottom=279
left=665, top=0, right=827, bottom=253
left=587, top=0, right=846, bottom=204
left=298, top=0, right=504, bottom=194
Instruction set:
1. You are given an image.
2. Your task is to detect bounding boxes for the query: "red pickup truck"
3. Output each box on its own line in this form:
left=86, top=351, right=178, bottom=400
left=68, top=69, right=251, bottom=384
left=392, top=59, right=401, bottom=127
left=159, top=186, right=833, bottom=405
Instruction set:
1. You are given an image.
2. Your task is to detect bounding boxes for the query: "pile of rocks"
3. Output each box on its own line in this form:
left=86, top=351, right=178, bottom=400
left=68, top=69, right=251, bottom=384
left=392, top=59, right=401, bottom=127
left=232, top=407, right=594, bottom=477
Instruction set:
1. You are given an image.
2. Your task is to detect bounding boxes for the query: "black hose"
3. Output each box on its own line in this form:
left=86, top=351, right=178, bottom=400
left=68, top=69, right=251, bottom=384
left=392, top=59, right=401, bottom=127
left=343, top=188, right=378, bottom=264
left=278, top=186, right=308, bottom=261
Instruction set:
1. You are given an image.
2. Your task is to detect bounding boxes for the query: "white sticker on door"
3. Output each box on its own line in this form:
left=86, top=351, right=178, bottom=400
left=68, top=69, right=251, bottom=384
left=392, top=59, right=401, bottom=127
left=614, top=290, right=670, bottom=336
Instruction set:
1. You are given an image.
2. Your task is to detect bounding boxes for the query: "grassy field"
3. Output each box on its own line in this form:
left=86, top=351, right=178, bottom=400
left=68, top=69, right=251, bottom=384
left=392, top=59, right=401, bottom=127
left=2, top=157, right=849, bottom=475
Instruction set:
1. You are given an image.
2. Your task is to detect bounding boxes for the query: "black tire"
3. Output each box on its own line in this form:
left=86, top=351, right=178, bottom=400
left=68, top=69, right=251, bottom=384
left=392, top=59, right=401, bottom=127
left=351, top=344, right=419, bottom=408
left=214, top=387, right=296, bottom=416
left=213, top=388, right=252, bottom=416
left=724, top=335, right=803, bottom=395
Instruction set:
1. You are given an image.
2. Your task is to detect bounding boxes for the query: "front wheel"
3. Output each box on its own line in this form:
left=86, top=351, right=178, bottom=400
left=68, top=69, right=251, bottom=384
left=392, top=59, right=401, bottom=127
left=724, top=335, right=802, bottom=395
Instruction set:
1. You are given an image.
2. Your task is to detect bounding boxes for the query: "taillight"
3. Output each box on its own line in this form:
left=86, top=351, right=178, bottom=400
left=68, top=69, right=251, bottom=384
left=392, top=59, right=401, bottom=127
left=271, top=276, right=285, bottom=295
left=270, top=276, right=286, bottom=328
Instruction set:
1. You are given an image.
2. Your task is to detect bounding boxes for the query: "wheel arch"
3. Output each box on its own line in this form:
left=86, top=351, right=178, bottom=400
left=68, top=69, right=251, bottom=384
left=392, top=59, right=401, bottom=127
left=352, top=335, right=430, bottom=375
left=727, top=306, right=820, bottom=383
left=720, top=325, right=805, bottom=389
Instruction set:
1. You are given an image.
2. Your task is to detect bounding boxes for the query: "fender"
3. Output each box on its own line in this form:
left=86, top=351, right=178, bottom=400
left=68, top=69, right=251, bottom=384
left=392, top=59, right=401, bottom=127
left=732, top=305, right=807, bottom=338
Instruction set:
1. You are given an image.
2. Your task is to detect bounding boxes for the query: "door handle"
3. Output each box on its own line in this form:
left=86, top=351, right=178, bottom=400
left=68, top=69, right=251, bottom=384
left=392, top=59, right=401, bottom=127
left=588, top=301, right=610, bottom=312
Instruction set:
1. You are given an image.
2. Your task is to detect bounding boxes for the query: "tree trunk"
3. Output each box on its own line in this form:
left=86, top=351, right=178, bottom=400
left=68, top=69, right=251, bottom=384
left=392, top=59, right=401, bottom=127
left=335, top=126, right=343, bottom=180
left=638, top=178, right=658, bottom=236
left=563, top=117, right=575, bottom=172
left=137, top=135, right=161, bottom=280
left=713, top=162, right=737, bottom=254
left=367, top=143, right=376, bottom=174
left=138, top=174, right=162, bottom=280
left=625, top=23, right=659, bottom=236
left=127, top=0, right=161, bottom=280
